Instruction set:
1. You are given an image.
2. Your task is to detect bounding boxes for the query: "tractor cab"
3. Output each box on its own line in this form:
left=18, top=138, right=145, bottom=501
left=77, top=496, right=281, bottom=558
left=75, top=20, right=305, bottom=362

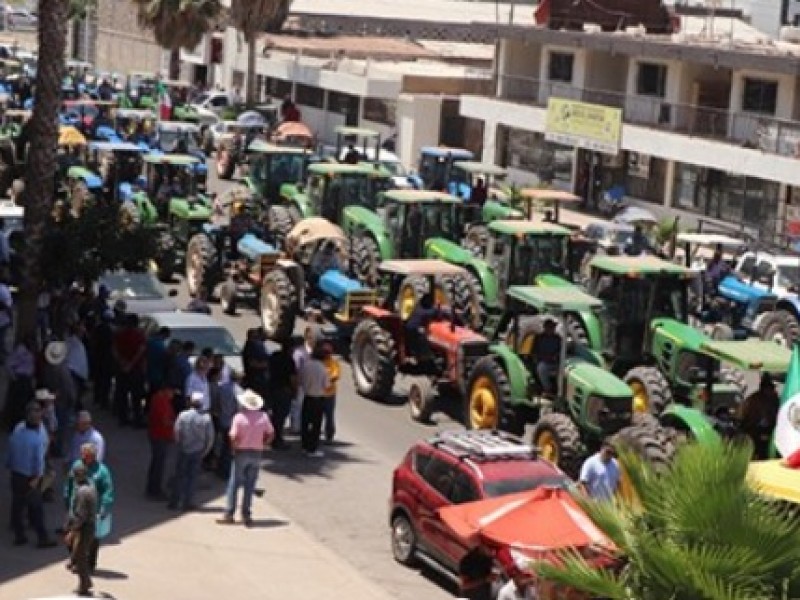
left=334, top=126, right=381, bottom=164
left=155, top=121, right=207, bottom=188
left=239, top=141, right=309, bottom=201
left=447, top=161, right=508, bottom=202
left=85, top=141, right=146, bottom=201
left=304, top=163, right=392, bottom=222
left=381, top=190, right=462, bottom=258
left=485, top=220, right=572, bottom=300
left=112, top=108, right=155, bottom=145
left=417, top=146, right=474, bottom=190
left=61, top=99, right=116, bottom=137
left=143, top=153, right=209, bottom=226
left=125, top=72, right=158, bottom=109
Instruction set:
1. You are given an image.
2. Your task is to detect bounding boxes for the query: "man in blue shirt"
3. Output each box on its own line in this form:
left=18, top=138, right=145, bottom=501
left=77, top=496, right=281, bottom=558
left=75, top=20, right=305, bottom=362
left=6, top=402, right=57, bottom=547
left=579, top=442, right=620, bottom=501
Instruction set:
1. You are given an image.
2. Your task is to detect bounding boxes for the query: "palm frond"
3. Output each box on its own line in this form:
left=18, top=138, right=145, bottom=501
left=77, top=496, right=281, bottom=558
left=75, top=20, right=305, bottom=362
left=536, top=550, right=631, bottom=600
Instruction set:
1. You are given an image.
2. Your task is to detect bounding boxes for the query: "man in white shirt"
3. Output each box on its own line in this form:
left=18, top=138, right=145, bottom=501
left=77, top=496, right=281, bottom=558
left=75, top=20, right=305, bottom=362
left=579, top=441, right=620, bottom=501
left=185, top=356, right=211, bottom=412
left=299, top=341, right=329, bottom=458
left=291, top=326, right=316, bottom=433
left=68, top=411, right=105, bottom=464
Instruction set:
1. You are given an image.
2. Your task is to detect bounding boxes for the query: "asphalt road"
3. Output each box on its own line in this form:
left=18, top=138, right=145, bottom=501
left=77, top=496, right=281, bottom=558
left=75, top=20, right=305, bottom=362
left=177, top=169, right=459, bottom=600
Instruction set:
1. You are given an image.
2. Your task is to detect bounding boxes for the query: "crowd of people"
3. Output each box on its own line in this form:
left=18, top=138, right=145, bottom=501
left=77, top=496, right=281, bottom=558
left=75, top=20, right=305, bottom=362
left=0, top=275, right=342, bottom=595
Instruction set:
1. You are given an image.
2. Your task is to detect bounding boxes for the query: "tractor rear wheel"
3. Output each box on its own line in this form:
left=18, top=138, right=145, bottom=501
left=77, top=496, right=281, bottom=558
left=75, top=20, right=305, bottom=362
left=442, top=274, right=482, bottom=329
left=464, top=225, right=489, bottom=258
left=351, top=235, right=381, bottom=286
left=154, top=231, right=176, bottom=282
left=408, top=378, right=435, bottom=423
left=268, top=205, right=296, bottom=248
left=756, top=311, right=792, bottom=345
left=531, top=413, right=582, bottom=477
left=774, top=310, right=800, bottom=348
left=613, top=423, right=674, bottom=504
left=624, top=365, right=673, bottom=417
left=351, top=319, right=397, bottom=400
left=185, top=233, right=220, bottom=298
left=462, top=269, right=488, bottom=330
left=259, top=270, right=297, bottom=341
left=465, top=357, right=514, bottom=432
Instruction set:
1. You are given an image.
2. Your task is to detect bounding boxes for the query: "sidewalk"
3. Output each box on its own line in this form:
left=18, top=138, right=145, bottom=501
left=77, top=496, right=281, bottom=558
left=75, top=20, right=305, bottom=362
left=0, top=411, right=396, bottom=600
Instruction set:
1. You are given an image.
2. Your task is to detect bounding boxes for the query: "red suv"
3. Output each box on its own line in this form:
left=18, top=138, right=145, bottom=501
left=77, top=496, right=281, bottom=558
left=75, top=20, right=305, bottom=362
left=389, top=430, right=570, bottom=586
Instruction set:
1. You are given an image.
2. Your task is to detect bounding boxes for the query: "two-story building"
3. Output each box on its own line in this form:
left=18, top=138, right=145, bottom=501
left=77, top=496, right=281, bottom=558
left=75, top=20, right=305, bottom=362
left=461, top=14, right=800, bottom=242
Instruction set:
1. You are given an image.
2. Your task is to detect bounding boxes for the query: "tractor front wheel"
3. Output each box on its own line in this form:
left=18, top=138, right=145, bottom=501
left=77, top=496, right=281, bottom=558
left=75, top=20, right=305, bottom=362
left=408, top=378, right=435, bottom=423
left=351, top=235, right=381, bottom=286
left=465, top=357, right=514, bottom=432
left=531, top=413, right=582, bottom=477
left=185, top=233, right=220, bottom=298
left=623, top=365, right=673, bottom=417
left=464, top=225, right=489, bottom=258
left=612, top=423, right=675, bottom=504
left=351, top=319, right=397, bottom=400
left=259, top=270, right=297, bottom=341
left=756, top=311, right=795, bottom=346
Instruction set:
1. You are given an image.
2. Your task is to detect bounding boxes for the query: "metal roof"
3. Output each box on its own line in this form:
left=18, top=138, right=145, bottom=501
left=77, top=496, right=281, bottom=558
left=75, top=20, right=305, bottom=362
left=88, top=141, right=144, bottom=152
left=383, top=190, right=460, bottom=204
left=307, top=162, right=389, bottom=176
left=378, top=259, right=467, bottom=276
left=420, top=146, right=473, bottom=158
left=519, top=189, right=581, bottom=203
left=677, top=233, right=746, bottom=247
left=247, top=140, right=309, bottom=154
left=143, top=153, right=199, bottom=165
left=488, top=219, right=571, bottom=236
left=589, top=255, right=694, bottom=277
left=507, top=285, right=602, bottom=312
left=335, top=126, right=380, bottom=137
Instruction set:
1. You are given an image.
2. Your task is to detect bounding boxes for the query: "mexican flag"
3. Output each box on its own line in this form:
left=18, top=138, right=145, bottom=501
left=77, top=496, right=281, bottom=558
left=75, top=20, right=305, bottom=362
left=157, top=81, right=172, bottom=121
left=772, top=344, right=800, bottom=457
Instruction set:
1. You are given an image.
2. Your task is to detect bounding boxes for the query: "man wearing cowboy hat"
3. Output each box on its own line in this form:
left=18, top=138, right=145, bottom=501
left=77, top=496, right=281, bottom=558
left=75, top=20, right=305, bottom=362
left=42, top=341, right=77, bottom=458
left=217, top=389, right=273, bottom=527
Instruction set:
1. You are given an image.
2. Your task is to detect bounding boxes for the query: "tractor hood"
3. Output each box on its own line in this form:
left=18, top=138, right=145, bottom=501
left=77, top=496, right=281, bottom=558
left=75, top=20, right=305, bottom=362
left=650, top=318, right=709, bottom=353
left=718, top=275, right=776, bottom=304
left=699, top=339, right=791, bottom=373
left=319, top=269, right=364, bottom=300
left=482, top=199, right=522, bottom=222
left=170, top=197, right=212, bottom=220
left=425, top=237, right=475, bottom=263
left=565, top=359, right=632, bottom=399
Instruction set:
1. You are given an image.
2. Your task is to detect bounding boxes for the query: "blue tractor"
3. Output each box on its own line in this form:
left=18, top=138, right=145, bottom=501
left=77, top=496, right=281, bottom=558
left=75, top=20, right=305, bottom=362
left=413, top=146, right=474, bottom=190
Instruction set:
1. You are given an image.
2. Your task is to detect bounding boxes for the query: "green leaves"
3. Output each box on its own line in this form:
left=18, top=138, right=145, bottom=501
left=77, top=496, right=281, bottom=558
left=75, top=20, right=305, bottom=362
left=541, top=442, right=800, bottom=599
left=229, top=0, right=291, bottom=39
left=132, top=0, right=222, bottom=51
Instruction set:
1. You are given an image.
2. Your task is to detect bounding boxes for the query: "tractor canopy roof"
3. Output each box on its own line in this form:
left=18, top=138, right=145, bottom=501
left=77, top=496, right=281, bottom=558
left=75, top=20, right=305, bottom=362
left=452, top=161, right=508, bottom=177
left=63, top=99, right=116, bottom=107
left=699, top=339, right=792, bottom=373
left=157, top=121, right=200, bottom=133
left=336, top=126, right=379, bottom=138
left=379, top=259, right=468, bottom=277
left=143, top=153, right=199, bottom=166
left=507, top=285, right=602, bottom=313
left=420, top=146, right=473, bottom=159
left=247, top=140, right=308, bottom=155
left=4, top=109, right=30, bottom=120
left=590, top=255, right=694, bottom=278
left=382, top=190, right=460, bottom=204
left=114, top=108, right=155, bottom=120
left=676, top=232, right=746, bottom=248
left=307, top=162, right=390, bottom=177
left=67, top=166, right=103, bottom=189
left=287, top=217, right=347, bottom=249
left=488, top=219, right=571, bottom=237
left=519, top=188, right=581, bottom=203
left=88, top=141, right=144, bottom=153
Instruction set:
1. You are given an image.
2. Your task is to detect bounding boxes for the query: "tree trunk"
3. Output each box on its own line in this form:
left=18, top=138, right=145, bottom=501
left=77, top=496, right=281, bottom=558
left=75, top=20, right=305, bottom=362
left=246, top=34, right=257, bottom=108
left=16, top=0, right=68, bottom=343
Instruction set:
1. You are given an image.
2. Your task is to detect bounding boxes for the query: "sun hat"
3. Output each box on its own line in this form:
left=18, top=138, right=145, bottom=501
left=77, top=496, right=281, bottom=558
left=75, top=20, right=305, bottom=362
left=35, top=388, right=56, bottom=401
left=237, top=389, right=264, bottom=411
left=44, top=341, right=67, bottom=365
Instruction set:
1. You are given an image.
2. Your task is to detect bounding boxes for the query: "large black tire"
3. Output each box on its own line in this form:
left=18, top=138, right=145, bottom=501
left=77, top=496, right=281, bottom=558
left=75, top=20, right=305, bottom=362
left=268, top=205, right=296, bottom=248
left=623, top=365, right=673, bottom=417
left=465, top=357, right=515, bottom=432
left=777, top=310, right=800, bottom=347
left=756, top=311, right=792, bottom=346
left=442, top=274, right=482, bottom=329
left=351, top=235, right=381, bottom=285
left=259, top=270, right=297, bottom=341
left=720, top=366, right=747, bottom=402
left=531, top=413, right=582, bottom=477
left=408, top=378, right=435, bottom=423
left=612, top=423, right=674, bottom=474
left=390, top=512, right=418, bottom=566
left=351, top=319, right=397, bottom=400
left=185, top=233, right=220, bottom=297
left=463, top=269, right=488, bottom=330
left=464, top=224, right=489, bottom=258
left=154, top=231, right=176, bottom=282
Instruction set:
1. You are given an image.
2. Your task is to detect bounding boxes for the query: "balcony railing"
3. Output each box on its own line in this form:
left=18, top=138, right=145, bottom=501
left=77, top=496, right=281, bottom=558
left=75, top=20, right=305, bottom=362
left=498, top=74, right=800, bottom=159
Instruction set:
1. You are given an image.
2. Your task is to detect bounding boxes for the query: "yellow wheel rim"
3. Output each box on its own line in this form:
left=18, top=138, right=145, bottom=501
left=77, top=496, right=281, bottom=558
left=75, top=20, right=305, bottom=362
left=537, top=430, right=559, bottom=463
left=506, top=330, right=535, bottom=356
left=469, top=376, right=499, bottom=429
left=399, top=285, right=417, bottom=320
left=630, top=381, right=649, bottom=414
left=433, top=283, right=448, bottom=307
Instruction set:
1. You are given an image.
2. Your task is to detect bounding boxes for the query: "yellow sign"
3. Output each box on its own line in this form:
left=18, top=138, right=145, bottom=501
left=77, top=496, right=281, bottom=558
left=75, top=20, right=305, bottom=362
left=545, top=98, right=622, bottom=155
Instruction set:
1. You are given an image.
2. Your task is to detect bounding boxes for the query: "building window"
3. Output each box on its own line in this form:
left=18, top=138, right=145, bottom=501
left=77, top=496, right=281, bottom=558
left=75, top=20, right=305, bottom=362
left=363, top=98, right=396, bottom=126
left=636, top=63, right=667, bottom=97
left=265, top=77, right=291, bottom=100
left=498, top=126, right=573, bottom=188
left=742, top=78, right=778, bottom=115
left=547, top=52, right=574, bottom=83
left=295, top=83, right=324, bottom=109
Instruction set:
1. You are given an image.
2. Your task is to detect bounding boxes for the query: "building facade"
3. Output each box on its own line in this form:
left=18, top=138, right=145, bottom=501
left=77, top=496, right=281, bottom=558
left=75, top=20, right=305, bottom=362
left=95, top=0, right=164, bottom=74
left=461, top=16, right=800, bottom=242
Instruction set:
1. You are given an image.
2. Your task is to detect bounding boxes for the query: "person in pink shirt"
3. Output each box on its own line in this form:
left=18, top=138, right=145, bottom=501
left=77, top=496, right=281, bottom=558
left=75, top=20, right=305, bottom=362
left=217, top=389, right=273, bottom=527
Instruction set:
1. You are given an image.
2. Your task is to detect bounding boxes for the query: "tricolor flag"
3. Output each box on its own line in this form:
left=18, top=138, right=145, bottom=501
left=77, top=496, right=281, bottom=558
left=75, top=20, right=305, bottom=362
left=157, top=81, right=172, bottom=121
left=772, top=344, right=800, bottom=457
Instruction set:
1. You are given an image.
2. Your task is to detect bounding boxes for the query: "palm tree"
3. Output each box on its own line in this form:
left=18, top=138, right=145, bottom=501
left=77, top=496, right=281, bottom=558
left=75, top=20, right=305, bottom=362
left=230, top=0, right=291, bottom=107
left=15, top=0, right=70, bottom=342
left=132, top=0, right=221, bottom=51
left=538, top=442, right=800, bottom=599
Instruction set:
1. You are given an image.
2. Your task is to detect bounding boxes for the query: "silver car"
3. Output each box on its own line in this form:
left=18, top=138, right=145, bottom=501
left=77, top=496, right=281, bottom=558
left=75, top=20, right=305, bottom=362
left=99, top=271, right=179, bottom=315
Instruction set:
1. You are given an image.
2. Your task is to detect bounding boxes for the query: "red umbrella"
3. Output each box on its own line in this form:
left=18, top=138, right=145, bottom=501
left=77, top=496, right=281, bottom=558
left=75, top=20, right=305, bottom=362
left=439, top=487, right=615, bottom=555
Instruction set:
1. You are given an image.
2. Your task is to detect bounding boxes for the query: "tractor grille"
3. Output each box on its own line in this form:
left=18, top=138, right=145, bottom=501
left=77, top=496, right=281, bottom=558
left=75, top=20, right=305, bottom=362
left=459, top=341, right=490, bottom=379
left=586, top=395, right=633, bottom=434
left=337, top=290, right=377, bottom=322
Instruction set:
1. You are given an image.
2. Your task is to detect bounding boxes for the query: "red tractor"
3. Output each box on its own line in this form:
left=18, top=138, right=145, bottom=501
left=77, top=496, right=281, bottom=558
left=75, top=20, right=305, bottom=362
left=349, top=259, right=489, bottom=423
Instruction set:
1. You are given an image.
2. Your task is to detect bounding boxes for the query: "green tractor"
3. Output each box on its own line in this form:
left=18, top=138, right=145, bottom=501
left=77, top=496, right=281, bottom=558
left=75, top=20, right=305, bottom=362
left=239, top=141, right=310, bottom=204
left=134, top=153, right=213, bottom=280
left=270, top=162, right=393, bottom=246
left=462, top=285, right=671, bottom=476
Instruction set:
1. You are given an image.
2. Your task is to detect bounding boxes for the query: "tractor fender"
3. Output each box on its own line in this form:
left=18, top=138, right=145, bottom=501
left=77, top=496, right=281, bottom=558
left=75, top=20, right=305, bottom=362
left=487, top=343, right=530, bottom=404
left=660, top=404, right=721, bottom=447
left=424, top=239, right=498, bottom=306
left=482, top=200, right=522, bottom=223
left=279, top=182, right=299, bottom=201
left=534, top=274, right=603, bottom=350
left=342, top=205, right=393, bottom=260
left=776, top=296, right=800, bottom=318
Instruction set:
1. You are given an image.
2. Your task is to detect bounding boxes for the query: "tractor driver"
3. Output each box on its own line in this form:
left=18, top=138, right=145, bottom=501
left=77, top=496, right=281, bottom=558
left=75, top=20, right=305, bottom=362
left=531, top=318, right=562, bottom=393
left=739, top=373, right=780, bottom=460
left=405, top=292, right=441, bottom=361
left=228, top=201, right=252, bottom=259
left=704, top=249, right=730, bottom=294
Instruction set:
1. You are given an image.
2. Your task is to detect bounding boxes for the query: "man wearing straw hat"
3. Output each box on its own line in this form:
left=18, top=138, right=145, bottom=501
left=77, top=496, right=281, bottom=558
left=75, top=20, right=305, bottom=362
left=216, top=389, right=273, bottom=527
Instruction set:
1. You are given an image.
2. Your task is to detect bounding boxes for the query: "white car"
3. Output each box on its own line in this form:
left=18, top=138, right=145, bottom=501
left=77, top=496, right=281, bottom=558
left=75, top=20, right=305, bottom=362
left=737, top=252, right=800, bottom=296
left=140, top=311, right=243, bottom=374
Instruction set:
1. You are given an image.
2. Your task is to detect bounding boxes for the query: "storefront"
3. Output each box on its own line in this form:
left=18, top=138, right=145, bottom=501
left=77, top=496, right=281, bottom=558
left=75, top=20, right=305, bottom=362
left=498, top=126, right=574, bottom=189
